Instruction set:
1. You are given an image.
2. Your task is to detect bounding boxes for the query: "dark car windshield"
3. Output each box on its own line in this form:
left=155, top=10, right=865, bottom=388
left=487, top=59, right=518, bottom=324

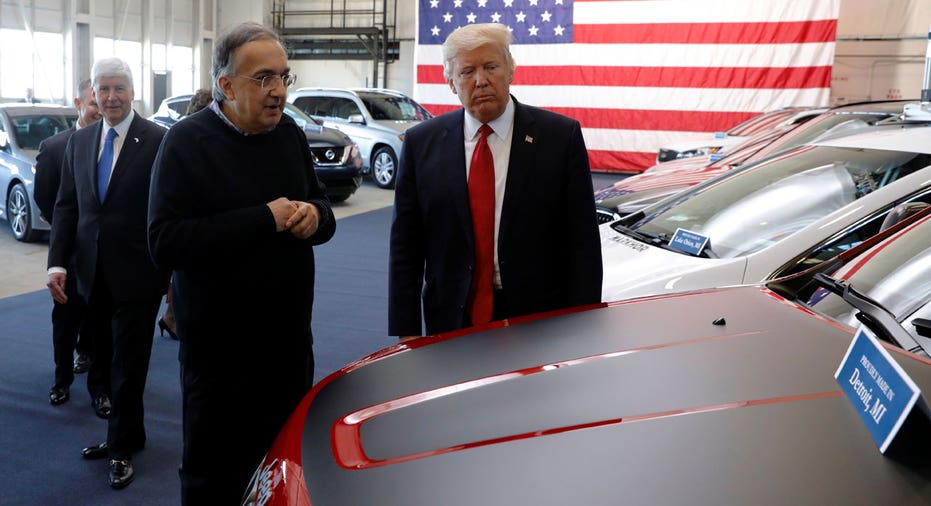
left=624, top=144, right=931, bottom=259
left=804, top=215, right=931, bottom=341
left=357, top=93, right=432, bottom=121
left=10, top=113, right=76, bottom=150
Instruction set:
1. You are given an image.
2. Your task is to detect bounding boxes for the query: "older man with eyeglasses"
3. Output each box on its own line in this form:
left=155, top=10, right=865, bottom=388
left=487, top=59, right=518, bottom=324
left=148, top=22, right=335, bottom=504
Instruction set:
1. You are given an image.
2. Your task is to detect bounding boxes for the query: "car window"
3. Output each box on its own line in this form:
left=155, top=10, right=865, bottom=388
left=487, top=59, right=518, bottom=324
left=0, top=118, right=9, bottom=153
left=10, top=114, right=75, bottom=150
left=805, top=214, right=931, bottom=339
left=333, top=98, right=362, bottom=120
left=628, top=145, right=931, bottom=259
left=294, top=97, right=333, bottom=118
left=167, top=99, right=188, bottom=118
left=756, top=112, right=897, bottom=160
left=358, top=93, right=432, bottom=121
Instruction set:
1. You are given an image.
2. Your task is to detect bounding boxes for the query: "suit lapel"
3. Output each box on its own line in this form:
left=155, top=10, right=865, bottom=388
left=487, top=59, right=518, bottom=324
left=85, top=122, right=105, bottom=205
left=104, top=116, right=144, bottom=200
left=500, top=98, right=536, bottom=241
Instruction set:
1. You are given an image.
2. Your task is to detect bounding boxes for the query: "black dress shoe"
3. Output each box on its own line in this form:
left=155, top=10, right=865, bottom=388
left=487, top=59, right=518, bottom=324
left=81, top=441, right=109, bottom=460
left=49, top=386, right=70, bottom=405
left=73, top=353, right=91, bottom=374
left=109, top=459, right=135, bottom=489
left=93, top=395, right=111, bottom=419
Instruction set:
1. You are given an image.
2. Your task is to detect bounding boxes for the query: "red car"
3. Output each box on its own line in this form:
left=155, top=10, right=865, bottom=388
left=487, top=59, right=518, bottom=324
left=241, top=206, right=931, bottom=505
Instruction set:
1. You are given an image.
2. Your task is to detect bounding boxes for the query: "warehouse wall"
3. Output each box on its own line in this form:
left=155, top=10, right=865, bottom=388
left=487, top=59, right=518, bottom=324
left=0, top=0, right=218, bottom=114
left=2, top=0, right=929, bottom=113
left=832, top=0, right=931, bottom=103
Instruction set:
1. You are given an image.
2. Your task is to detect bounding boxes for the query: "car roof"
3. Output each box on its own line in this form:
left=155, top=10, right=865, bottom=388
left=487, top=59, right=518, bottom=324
left=0, top=103, right=77, bottom=116
left=812, top=124, right=931, bottom=153
left=828, top=98, right=916, bottom=113
left=291, top=87, right=411, bottom=98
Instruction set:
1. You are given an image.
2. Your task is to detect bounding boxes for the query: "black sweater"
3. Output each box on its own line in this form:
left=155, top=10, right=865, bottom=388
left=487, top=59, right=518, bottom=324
left=148, top=107, right=336, bottom=364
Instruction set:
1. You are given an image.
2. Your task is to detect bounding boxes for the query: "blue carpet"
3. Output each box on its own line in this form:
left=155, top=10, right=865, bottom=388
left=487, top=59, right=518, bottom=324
left=0, top=206, right=394, bottom=506
left=0, top=172, right=620, bottom=505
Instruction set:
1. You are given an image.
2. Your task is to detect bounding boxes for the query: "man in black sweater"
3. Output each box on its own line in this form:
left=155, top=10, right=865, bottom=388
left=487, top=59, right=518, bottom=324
left=35, top=78, right=101, bottom=407
left=148, top=22, right=336, bottom=504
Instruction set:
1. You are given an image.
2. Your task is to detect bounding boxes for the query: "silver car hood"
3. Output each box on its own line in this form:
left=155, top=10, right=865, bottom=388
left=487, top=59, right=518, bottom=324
left=284, top=287, right=931, bottom=505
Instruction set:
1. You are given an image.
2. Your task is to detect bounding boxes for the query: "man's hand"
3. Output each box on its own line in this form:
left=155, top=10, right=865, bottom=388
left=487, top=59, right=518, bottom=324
left=285, top=201, right=321, bottom=239
left=267, top=197, right=297, bottom=232
left=47, top=272, right=68, bottom=304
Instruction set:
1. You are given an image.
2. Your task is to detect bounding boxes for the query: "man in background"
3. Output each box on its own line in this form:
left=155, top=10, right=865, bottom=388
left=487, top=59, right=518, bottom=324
left=35, top=78, right=101, bottom=407
left=21, top=87, right=37, bottom=103
left=47, top=57, right=169, bottom=489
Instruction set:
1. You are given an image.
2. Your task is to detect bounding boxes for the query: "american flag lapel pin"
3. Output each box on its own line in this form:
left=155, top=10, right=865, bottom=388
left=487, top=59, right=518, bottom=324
left=525, top=135, right=533, bottom=144
left=134, top=137, right=140, bottom=143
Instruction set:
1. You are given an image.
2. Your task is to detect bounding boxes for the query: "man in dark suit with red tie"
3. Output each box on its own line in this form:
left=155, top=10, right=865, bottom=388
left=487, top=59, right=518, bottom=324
left=389, top=23, right=602, bottom=338
left=47, top=57, right=169, bottom=490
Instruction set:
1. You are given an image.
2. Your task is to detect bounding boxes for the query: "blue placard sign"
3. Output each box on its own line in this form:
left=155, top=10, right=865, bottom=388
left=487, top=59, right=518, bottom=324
left=668, top=228, right=709, bottom=256
left=834, top=327, right=922, bottom=453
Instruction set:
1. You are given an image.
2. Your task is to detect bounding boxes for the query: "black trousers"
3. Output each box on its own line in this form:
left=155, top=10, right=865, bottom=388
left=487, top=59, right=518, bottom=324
left=180, top=343, right=313, bottom=505
left=51, top=272, right=92, bottom=390
left=87, top=276, right=162, bottom=460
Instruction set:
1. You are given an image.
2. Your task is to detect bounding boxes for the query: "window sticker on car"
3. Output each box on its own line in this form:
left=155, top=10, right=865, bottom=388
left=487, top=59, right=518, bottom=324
left=669, top=228, right=709, bottom=256
left=602, top=231, right=649, bottom=252
left=834, top=327, right=927, bottom=454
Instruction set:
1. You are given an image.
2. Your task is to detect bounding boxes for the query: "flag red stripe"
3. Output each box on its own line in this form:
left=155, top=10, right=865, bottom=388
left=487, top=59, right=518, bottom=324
left=418, top=65, right=832, bottom=89
left=419, top=103, right=759, bottom=133
left=573, top=20, right=837, bottom=44
left=588, top=150, right=655, bottom=173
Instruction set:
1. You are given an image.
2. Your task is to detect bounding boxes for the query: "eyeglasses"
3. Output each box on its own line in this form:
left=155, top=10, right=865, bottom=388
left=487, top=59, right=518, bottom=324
left=234, top=73, right=297, bottom=90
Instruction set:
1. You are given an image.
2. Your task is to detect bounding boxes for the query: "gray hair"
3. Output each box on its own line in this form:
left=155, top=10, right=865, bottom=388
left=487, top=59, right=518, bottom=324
left=442, top=23, right=516, bottom=81
left=91, top=57, right=134, bottom=90
left=76, top=78, right=93, bottom=98
left=212, top=22, right=282, bottom=103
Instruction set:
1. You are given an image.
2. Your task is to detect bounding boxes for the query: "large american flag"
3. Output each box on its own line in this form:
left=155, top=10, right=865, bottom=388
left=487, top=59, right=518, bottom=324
left=413, top=0, right=840, bottom=173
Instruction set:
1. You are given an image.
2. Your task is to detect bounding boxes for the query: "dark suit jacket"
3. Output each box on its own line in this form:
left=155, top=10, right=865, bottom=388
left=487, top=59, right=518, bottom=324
left=389, top=97, right=603, bottom=336
left=34, top=126, right=77, bottom=222
left=48, top=114, right=169, bottom=302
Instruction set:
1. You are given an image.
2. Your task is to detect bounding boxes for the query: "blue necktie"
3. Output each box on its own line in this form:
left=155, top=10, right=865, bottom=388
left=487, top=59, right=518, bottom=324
left=97, top=128, right=118, bottom=203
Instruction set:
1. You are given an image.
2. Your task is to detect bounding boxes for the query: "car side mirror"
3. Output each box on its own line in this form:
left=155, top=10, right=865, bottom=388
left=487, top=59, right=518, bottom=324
left=0, top=131, right=9, bottom=152
left=348, top=114, right=365, bottom=125
left=914, top=318, right=931, bottom=339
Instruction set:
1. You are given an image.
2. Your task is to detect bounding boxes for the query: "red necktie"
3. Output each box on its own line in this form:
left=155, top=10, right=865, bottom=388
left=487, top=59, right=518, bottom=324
left=467, top=124, right=495, bottom=325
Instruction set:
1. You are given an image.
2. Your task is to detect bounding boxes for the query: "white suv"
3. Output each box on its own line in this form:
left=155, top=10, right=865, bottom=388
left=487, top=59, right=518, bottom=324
left=288, top=88, right=433, bottom=189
